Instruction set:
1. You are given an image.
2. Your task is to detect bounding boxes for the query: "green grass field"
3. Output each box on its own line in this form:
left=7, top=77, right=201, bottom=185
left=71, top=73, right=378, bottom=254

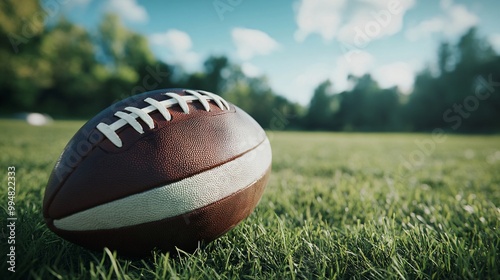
left=0, top=120, right=499, bottom=279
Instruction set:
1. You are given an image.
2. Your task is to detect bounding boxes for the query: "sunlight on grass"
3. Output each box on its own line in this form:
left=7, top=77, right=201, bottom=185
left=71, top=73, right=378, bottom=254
left=0, top=120, right=498, bottom=279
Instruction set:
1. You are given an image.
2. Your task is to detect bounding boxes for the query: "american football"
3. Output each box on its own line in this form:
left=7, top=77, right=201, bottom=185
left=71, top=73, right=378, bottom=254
left=43, top=88, right=272, bottom=256
left=4, top=0, right=499, bottom=277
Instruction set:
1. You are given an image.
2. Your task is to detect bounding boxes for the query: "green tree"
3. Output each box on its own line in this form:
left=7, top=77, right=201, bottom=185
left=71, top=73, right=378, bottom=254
left=183, top=55, right=235, bottom=95
left=38, top=18, right=103, bottom=116
left=203, top=56, right=230, bottom=94
left=222, top=63, right=300, bottom=129
left=328, top=74, right=401, bottom=131
left=0, top=0, right=43, bottom=53
left=96, top=14, right=162, bottom=104
left=0, top=0, right=46, bottom=113
left=406, top=27, right=500, bottom=132
left=438, top=42, right=453, bottom=74
left=456, top=28, right=495, bottom=70
left=304, top=80, right=333, bottom=130
left=405, top=69, right=441, bottom=130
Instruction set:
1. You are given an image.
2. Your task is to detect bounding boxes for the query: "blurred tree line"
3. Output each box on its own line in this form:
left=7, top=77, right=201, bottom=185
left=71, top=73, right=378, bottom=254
left=306, top=28, right=500, bottom=132
left=1, top=0, right=499, bottom=132
left=0, top=0, right=302, bottom=128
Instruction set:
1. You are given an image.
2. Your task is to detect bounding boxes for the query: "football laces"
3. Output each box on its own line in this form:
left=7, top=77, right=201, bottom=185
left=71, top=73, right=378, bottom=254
left=96, top=90, right=230, bottom=147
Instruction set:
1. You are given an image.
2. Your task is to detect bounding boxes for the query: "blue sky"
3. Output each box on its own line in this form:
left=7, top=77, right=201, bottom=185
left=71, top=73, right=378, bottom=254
left=61, top=0, right=500, bottom=105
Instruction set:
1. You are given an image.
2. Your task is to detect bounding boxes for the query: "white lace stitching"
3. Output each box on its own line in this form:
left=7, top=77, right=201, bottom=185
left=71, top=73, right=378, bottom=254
left=96, top=90, right=230, bottom=147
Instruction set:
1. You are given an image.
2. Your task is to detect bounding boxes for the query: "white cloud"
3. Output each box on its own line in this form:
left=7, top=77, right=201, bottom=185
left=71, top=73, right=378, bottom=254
left=372, top=62, right=415, bottom=93
left=294, top=0, right=414, bottom=44
left=295, top=64, right=331, bottom=90
left=338, top=0, right=415, bottom=46
left=107, top=0, right=148, bottom=23
left=406, top=0, right=478, bottom=41
left=331, top=50, right=375, bottom=91
left=232, top=28, right=280, bottom=60
left=294, top=0, right=346, bottom=42
left=288, top=51, right=375, bottom=104
left=149, top=29, right=200, bottom=71
left=291, top=63, right=332, bottom=105
left=150, top=29, right=192, bottom=55
left=444, top=4, right=479, bottom=35
left=405, top=18, right=444, bottom=41
left=279, top=56, right=418, bottom=105
left=489, top=34, right=500, bottom=53
left=241, top=62, right=261, bottom=78
left=338, top=51, right=375, bottom=77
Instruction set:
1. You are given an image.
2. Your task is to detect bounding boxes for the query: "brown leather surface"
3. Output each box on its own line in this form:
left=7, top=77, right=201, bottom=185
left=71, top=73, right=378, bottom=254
left=46, top=167, right=270, bottom=257
left=43, top=89, right=267, bottom=219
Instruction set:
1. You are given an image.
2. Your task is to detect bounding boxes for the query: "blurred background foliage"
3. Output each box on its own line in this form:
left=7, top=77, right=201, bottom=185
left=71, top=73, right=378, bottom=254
left=1, top=0, right=499, bottom=132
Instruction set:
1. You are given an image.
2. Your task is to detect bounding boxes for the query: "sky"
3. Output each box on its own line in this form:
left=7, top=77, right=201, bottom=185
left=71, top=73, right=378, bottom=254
left=59, top=0, right=500, bottom=105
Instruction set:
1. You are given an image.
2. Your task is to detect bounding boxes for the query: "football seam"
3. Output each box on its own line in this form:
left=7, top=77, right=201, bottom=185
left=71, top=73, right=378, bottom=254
left=45, top=136, right=269, bottom=221
left=99, top=101, right=236, bottom=154
left=134, top=135, right=269, bottom=194
left=51, top=164, right=271, bottom=235
left=96, top=90, right=230, bottom=148
left=44, top=91, right=232, bottom=218
left=49, top=137, right=272, bottom=230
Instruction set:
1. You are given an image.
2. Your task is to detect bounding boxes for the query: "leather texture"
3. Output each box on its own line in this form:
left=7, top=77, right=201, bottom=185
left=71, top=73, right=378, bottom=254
left=53, top=138, right=271, bottom=231
left=43, top=89, right=271, bottom=256
left=44, top=89, right=266, bottom=219
left=47, top=168, right=270, bottom=257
